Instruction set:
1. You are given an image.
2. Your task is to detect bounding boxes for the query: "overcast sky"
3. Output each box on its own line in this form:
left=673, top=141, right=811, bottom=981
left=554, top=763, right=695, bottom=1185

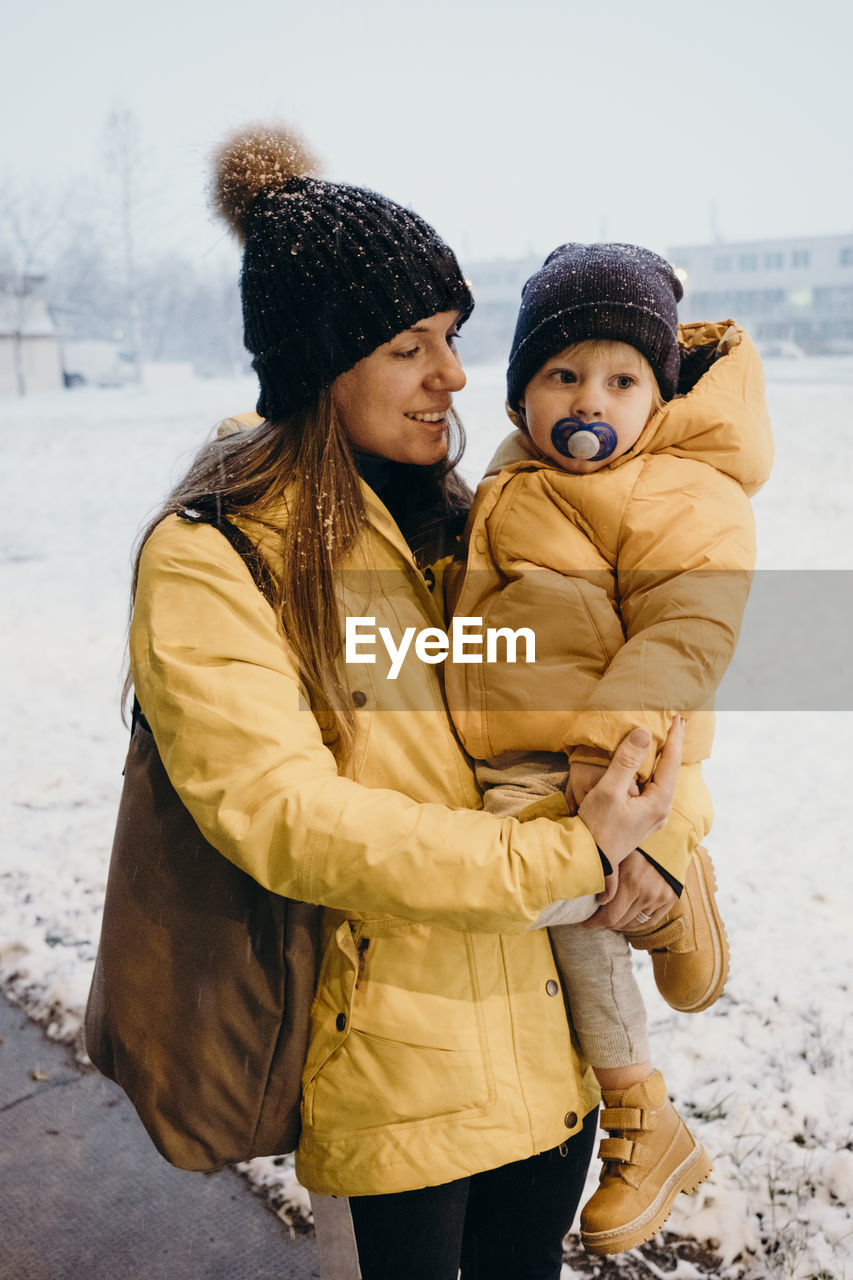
left=5, top=0, right=852, bottom=270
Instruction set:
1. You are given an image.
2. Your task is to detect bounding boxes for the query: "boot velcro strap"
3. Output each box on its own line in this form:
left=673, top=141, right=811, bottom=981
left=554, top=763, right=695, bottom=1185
left=600, top=1105, right=654, bottom=1132
left=628, top=918, right=686, bottom=953
left=598, top=1137, right=637, bottom=1164
left=599, top=1137, right=653, bottom=1172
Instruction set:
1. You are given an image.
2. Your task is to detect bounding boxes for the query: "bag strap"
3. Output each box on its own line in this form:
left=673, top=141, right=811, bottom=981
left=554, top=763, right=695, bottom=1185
left=132, top=499, right=278, bottom=734
left=177, top=499, right=278, bottom=607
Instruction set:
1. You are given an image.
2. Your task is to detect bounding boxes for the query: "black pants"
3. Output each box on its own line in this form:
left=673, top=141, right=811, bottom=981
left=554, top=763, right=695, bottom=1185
left=349, top=1107, right=598, bottom=1280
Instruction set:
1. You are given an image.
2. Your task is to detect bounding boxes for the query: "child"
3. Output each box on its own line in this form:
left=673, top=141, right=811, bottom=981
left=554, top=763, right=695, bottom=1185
left=446, top=243, right=773, bottom=1256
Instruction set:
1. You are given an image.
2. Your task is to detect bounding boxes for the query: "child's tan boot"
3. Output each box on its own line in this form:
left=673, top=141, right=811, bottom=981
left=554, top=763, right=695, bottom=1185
left=580, top=1070, right=711, bottom=1256
left=625, top=845, right=729, bottom=1012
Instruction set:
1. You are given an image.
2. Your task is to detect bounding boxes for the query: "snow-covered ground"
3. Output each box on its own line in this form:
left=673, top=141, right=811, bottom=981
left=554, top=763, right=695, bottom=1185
left=2, top=358, right=852, bottom=1279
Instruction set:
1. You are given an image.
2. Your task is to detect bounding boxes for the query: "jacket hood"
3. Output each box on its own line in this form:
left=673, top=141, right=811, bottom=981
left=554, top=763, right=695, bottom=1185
left=486, top=320, right=773, bottom=497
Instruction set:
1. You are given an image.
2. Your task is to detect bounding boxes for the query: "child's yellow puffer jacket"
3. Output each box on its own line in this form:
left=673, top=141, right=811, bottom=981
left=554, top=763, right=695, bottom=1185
left=446, top=321, right=773, bottom=783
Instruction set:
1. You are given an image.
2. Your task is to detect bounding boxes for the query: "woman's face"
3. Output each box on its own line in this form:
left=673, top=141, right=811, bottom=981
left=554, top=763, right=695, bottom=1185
left=332, top=310, right=466, bottom=466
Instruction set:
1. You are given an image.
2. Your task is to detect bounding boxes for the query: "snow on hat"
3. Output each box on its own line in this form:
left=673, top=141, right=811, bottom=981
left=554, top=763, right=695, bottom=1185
left=211, top=122, right=473, bottom=421
left=506, top=243, right=683, bottom=409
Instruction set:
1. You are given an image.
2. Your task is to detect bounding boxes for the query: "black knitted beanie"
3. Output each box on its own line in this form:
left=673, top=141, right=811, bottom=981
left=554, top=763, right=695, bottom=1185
left=211, top=123, right=473, bottom=420
left=506, top=243, right=683, bottom=410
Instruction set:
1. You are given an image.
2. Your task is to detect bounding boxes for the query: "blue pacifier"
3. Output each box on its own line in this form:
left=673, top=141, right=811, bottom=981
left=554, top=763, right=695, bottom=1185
left=551, top=417, right=618, bottom=462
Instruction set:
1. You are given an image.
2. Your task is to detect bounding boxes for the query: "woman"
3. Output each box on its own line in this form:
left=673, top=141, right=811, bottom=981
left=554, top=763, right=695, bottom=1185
left=127, top=123, right=682, bottom=1280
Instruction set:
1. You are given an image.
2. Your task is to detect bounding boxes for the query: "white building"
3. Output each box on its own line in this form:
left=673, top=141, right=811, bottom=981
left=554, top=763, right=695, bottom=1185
left=461, top=255, right=541, bottom=363
left=0, top=280, right=64, bottom=395
left=461, top=235, right=853, bottom=361
left=669, top=233, right=853, bottom=352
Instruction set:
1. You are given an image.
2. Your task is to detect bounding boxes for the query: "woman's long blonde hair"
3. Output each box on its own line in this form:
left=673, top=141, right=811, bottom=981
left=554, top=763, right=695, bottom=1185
left=127, top=391, right=470, bottom=764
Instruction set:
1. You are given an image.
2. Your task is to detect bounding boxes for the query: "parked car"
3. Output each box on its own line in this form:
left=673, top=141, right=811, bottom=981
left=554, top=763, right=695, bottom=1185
left=62, top=341, right=137, bottom=388
left=757, top=339, right=806, bottom=359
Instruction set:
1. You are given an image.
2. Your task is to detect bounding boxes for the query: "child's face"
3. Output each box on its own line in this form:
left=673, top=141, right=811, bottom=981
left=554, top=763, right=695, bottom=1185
left=519, top=341, right=657, bottom=474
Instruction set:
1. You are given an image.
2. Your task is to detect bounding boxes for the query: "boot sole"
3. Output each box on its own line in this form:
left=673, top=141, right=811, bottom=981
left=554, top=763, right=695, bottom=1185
left=674, top=845, right=729, bottom=1012
left=580, top=1142, right=713, bottom=1256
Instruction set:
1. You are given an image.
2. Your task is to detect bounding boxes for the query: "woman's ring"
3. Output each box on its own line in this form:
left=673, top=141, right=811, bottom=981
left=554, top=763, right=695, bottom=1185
left=634, top=911, right=652, bottom=924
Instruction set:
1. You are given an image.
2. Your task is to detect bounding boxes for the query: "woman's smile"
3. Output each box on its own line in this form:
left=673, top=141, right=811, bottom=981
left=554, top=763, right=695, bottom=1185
left=405, top=409, right=449, bottom=423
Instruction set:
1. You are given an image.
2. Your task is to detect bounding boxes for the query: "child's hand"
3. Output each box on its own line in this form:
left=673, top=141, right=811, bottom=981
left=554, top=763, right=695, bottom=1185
left=566, top=763, right=607, bottom=814
left=568, top=761, right=640, bottom=814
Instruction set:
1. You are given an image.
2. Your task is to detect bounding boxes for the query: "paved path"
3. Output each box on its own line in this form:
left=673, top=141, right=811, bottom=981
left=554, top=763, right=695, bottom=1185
left=0, top=994, right=319, bottom=1279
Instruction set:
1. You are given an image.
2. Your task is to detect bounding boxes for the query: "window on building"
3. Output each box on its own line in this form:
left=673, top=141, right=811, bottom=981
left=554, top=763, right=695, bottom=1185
left=791, top=250, right=810, bottom=268
left=714, top=256, right=731, bottom=273
left=739, top=253, right=758, bottom=271
left=840, top=247, right=853, bottom=266
left=764, top=252, right=784, bottom=269
left=817, top=286, right=853, bottom=313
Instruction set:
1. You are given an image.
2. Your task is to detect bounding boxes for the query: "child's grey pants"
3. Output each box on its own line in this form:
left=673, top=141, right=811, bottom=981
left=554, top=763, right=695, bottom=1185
left=479, top=751, right=651, bottom=1069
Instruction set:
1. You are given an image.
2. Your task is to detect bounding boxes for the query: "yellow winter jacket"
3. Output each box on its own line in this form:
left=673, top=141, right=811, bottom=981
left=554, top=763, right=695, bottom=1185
left=129, top=475, right=606, bottom=1196
left=446, top=322, right=773, bottom=786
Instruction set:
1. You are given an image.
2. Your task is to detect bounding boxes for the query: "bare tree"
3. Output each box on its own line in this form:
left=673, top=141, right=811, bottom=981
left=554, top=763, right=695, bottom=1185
left=103, top=107, right=147, bottom=381
left=48, top=215, right=125, bottom=342
left=2, top=118, right=245, bottom=388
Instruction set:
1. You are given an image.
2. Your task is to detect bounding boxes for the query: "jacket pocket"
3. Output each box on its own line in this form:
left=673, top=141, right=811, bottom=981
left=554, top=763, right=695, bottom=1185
left=303, top=922, right=495, bottom=1137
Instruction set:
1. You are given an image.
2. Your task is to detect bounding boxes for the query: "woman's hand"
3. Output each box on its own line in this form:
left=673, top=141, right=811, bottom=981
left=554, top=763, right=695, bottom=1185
left=577, top=720, right=683, bottom=875
left=583, top=849, right=677, bottom=930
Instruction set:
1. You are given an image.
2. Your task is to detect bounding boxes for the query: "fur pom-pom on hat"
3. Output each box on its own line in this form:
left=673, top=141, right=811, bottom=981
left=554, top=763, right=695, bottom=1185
left=210, top=122, right=320, bottom=242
